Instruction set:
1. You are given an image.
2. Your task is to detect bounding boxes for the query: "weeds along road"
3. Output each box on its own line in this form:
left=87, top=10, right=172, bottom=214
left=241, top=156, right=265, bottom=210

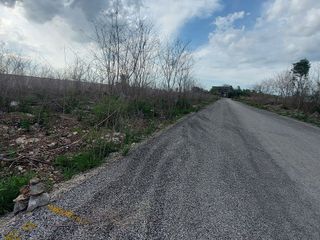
left=2, top=98, right=320, bottom=239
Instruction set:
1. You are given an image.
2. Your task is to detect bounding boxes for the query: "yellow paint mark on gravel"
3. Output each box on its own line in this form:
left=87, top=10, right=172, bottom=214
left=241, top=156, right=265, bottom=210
left=4, top=230, right=21, bottom=240
left=47, top=204, right=88, bottom=224
left=21, top=222, right=37, bottom=232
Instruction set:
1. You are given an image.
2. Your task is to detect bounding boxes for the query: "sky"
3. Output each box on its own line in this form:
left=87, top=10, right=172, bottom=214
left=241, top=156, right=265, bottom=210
left=0, top=0, right=320, bottom=89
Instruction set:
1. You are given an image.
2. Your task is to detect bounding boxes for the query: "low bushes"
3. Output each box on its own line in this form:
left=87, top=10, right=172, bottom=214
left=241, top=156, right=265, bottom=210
left=54, top=141, right=119, bottom=180
left=0, top=172, right=34, bottom=215
left=239, top=96, right=320, bottom=127
left=0, top=76, right=216, bottom=216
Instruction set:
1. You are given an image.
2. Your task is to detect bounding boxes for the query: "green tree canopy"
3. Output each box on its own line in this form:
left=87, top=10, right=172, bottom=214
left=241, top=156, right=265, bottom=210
left=292, top=59, right=311, bottom=78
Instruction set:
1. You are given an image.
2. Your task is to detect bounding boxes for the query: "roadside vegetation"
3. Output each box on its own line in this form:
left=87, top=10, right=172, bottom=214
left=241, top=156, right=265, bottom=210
left=227, top=59, right=320, bottom=127
left=0, top=5, right=216, bottom=215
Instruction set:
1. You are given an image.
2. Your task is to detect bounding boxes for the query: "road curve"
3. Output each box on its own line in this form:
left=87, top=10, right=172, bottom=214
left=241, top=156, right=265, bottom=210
left=2, top=99, right=320, bottom=239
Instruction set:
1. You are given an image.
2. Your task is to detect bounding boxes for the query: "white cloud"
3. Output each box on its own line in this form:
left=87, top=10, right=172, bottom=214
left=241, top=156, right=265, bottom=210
left=3, top=0, right=319, bottom=89
left=0, top=4, right=94, bottom=68
left=143, top=0, right=221, bottom=38
left=0, top=0, right=221, bottom=69
left=194, top=0, right=320, bottom=88
left=214, top=11, right=245, bottom=30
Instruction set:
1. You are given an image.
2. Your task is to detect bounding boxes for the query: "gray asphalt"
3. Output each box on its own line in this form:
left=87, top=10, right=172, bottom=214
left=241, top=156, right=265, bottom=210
left=2, top=99, right=320, bottom=239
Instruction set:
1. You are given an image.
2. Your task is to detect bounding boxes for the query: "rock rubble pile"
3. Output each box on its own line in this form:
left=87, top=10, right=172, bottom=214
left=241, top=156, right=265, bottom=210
left=13, top=177, right=50, bottom=215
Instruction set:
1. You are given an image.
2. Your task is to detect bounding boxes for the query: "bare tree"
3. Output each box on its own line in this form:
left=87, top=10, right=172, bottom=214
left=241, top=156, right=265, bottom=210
left=92, top=2, right=159, bottom=96
left=92, top=0, right=127, bottom=93
left=159, top=39, right=192, bottom=92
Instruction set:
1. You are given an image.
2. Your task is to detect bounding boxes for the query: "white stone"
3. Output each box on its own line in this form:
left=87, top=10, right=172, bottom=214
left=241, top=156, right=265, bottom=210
left=10, top=101, right=19, bottom=107
left=29, top=182, right=45, bottom=195
left=15, top=136, right=27, bottom=145
left=27, top=193, right=50, bottom=212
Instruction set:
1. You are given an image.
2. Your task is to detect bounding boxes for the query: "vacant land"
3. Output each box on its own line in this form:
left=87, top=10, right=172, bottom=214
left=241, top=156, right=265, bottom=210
left=0, top=74, right=215, bottom=215
left=2, top=99, right=320, bottom=239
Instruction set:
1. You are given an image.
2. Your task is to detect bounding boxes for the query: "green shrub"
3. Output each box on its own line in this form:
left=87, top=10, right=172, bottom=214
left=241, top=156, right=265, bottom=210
left=54, top=153, right=100, bottom=180
left=123, top=129, right=143, bottom=145
left=129, top=99, right=155, bottom=118
left=144, top=120, right=158, bottom=135
left=92, top=96, right=128, bottom=127
left=121, top=145, right=131, bottom=156
left=168, top=98, right=195, bottom=117
left=32, top=107, right=51, bottom=127
left=54, top=141, right=120, bottom=179
left=0, top=172, right=34, bottom=215
left=20, top=119, right=32, bottom=131
left=6, top=147, right=17, bottom=159
left=18, top=95, right=38, bottom=113
left=63, top=95, right=83, bottom=114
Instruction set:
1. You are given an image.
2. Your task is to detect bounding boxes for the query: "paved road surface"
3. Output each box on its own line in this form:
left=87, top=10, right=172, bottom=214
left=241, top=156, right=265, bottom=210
left=2, top=99, right=320, bottom=239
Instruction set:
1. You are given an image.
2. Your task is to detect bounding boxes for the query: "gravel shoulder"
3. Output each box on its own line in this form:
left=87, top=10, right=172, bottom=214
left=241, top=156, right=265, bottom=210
left=1, top=99, right=320, bottom=240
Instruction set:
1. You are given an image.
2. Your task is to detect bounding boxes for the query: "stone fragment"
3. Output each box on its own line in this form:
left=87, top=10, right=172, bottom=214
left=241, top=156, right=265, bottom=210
left=13, top=195, right=29, bottom=215
left=10, top=101, right=19, bottom=107
left=13, top=194, right=29, bottom=202
left=31, top=123, right=40, bottom=131
left=27, top=193, right=50, bottom=212
left=29, top=182, right=45, bottom=196
left=13, top=198, right=28, bottom=215
left=20, top=185, right=30, bottom=196
left=15, top=136, right=27, bottom=145
left=47, top=142, right=57, bottom=147
left=29, top=177, right=40, bottom=185
left=27, top=138, right=40, bottom=144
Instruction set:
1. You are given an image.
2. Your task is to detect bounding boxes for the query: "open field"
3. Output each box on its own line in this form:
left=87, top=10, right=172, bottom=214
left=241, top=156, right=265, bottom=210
left=0, top=73, right=216, bottom=215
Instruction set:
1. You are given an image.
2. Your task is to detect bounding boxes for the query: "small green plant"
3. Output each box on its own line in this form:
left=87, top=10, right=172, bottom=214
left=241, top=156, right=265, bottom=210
left=20, top=119, right=31, bottom=131
left=32, top=107, right=51, bottom=127
left=73, top=109, right=87, bottom=121
left=129, top=99, right=155, bottom=118
left=121, top=145, right=131, bottom=156
left=54, top=153, right=99, bottom=180
left=93, top=97, right=128, bottom=120
left=18, top=95, right=38, bottom=113
left=6, top=147, right=17, bottom=159
left=124, top=129, right=143, bottom=145
left=42, top=177, right=54, bottom=192
left=63, top=95, right=85, bottom=114
left=54, top=141, right=120, bottom=179
left=144, top=120, right=158, bottom=135
left=0, top=172, right=34, bottom=215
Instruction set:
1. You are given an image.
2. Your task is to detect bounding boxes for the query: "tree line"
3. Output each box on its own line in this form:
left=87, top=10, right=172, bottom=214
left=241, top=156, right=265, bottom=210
left=0, top=2, right=195, bottom=96
left=253, top=59, right=320, bottom=114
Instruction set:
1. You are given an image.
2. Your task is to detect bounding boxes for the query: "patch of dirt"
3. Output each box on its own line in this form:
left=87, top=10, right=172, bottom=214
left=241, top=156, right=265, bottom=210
left=0, top=113, right=87, bottom=183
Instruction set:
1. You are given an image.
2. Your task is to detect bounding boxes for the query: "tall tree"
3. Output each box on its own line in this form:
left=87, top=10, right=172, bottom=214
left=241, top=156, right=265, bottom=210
left=291, top=59, right=311, bottom=109
left=292, top=59, right=311, bottom=79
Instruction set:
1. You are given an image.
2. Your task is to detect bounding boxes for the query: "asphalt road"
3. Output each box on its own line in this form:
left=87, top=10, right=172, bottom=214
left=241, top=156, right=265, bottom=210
left=2, top=99, right=320, bottom=240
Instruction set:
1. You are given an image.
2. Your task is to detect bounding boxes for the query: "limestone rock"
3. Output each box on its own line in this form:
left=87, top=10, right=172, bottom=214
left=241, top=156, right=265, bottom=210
left=27, top=193, right=50, bottom=212
left=15, top=136, right=27, bottom=145
left=29, top=177, right=40, bottom=185
left=47, top=142, right=57, bottom=148
left=26, top=138, right=40, bottom=144
left=29, top=182, right=45, bottom=196
left=10, top=101, right=19, bottom=107
left=13, top=200, right=28, bottom=215
left=13, top=194, right=28, bottom=202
